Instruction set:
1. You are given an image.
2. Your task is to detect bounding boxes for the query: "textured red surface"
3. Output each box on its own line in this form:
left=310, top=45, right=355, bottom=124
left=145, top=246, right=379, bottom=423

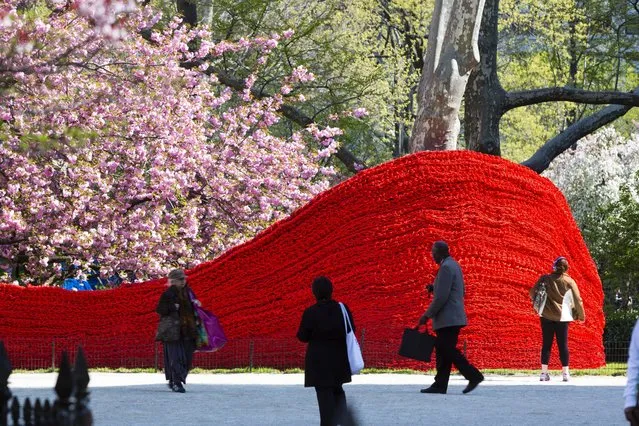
left=0, top=151, right=605, bottom=369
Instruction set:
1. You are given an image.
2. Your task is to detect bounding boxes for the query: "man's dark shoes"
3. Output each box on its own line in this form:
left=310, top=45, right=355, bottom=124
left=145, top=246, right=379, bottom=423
left=172, top=382, right=186, bottom=393
left=420, top=386, right=446, bottom=394
left=462, top=376, right=484, bottom=394
left=167, top=380, right=174, bottom=390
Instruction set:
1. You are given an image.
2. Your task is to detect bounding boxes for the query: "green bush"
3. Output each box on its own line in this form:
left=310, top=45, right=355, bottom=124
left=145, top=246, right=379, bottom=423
left=604, top=309, right=639, bottom=345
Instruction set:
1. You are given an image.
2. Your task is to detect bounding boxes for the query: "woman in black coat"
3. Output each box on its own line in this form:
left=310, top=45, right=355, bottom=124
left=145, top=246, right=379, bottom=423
left=156, top=269, right=200, bottom=393
left=297, top=276, right=355, bottom=426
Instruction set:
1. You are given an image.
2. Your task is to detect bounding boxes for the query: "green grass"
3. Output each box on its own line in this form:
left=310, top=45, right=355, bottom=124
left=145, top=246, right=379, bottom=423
left=13, top=364, right=626, bottom=376
left=364, top=365, right=626, bottom=376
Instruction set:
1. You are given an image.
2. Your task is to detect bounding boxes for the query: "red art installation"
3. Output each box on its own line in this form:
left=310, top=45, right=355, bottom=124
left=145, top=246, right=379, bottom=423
left=0, top=151, right=605, bottom=370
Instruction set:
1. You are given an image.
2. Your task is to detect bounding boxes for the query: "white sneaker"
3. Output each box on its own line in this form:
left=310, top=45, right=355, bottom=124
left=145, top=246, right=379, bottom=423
left=540, top=372, right=550, bottom=381
left=562, top=372, right=569, bottom=382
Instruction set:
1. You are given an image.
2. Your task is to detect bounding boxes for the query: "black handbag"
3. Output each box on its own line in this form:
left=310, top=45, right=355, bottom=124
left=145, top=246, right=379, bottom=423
left=398, top=327, right=436, bottom=362
left=155, top=312, right=180, bottom=342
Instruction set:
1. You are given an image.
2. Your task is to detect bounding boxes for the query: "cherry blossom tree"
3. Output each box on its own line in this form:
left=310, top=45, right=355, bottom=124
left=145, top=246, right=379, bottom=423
left=0, top=1, right=344, bottom=284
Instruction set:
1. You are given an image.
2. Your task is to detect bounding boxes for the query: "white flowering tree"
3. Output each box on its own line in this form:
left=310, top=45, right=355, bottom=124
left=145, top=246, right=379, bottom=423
left=544, top=127, right=639, bottom=304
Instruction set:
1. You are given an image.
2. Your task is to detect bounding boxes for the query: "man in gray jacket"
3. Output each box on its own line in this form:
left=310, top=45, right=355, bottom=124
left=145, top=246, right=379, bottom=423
left=418, top=241, right=484, bottom=394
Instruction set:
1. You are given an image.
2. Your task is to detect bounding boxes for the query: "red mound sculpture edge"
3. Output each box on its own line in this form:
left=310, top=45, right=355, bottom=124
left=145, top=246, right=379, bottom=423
left=0, top=151, right=605, bottom=370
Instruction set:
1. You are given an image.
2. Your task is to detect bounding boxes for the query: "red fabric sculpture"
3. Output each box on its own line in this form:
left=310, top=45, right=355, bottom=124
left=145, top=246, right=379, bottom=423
left=0, top=151, right=605, bottom=369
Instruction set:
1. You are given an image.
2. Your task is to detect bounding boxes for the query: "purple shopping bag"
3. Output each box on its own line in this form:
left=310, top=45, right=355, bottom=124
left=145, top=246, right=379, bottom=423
left=194, top=305, right=227, bottom=353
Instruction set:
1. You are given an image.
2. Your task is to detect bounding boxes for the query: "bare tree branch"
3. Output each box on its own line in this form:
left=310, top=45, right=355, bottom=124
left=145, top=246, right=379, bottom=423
left=505, top=87, right=639, bottom=110
left=521, top=103, right=634, bottom=174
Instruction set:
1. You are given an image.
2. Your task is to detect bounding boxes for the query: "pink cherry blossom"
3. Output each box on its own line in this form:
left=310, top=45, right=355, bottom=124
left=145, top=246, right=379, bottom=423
left=0, top=1, right=342, bottom=284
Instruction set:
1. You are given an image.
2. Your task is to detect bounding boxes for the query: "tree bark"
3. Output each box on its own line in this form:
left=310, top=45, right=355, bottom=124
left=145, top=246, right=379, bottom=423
left=464, top=0, right=503, bottom=155
left=505, top=88, right=639, bottom=110
left=409, top=0, right=486, bottom=152
left=176, top=0, right=198, bottom=26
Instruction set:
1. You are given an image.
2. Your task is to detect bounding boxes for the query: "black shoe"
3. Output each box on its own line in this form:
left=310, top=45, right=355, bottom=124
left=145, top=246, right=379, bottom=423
left=462, top=376, right=484, bottom=394
left=167, top=381, right=174, bottom=390
left=172, top=383, right=186, bottom=393
left=420, top=386, right=446, bottom=394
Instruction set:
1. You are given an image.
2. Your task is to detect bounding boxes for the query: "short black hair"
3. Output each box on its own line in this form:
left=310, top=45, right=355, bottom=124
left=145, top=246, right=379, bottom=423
left=432, top=241, right=450, bottom=256
left=312, top=276, right=333, bottom=301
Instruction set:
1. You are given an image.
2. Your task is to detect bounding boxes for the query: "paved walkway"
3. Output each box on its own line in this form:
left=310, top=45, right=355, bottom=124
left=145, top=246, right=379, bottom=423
left=9, top=373, right=627, bottom=425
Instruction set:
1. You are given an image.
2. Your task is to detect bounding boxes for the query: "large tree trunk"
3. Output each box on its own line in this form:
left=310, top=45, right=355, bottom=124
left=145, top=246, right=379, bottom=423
left=176, top=0, right=198, bottom=26
left=463, top=0, right=504, bottom=155
left=409, top=0, right=486, bottom=152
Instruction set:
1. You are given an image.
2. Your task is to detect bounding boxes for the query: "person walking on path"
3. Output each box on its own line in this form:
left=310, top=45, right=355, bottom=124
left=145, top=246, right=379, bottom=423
left=155, top=269, right=201, bottom=393
left=417, top=241, right=484, bottom=395
left=297, top=276, right=356, bottom=426
left=529, top=256, right=585, bottom=382
left=625, top=319, right=639, bottom=425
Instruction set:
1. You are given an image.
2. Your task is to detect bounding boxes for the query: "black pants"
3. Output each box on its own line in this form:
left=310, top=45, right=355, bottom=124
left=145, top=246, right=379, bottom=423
left=433, top=326, right=483, bottom=392
left=315, top=385, right=346, bottom=426
left=163, top=338, right=195, bottom=385
left=540, top=318, right=569, bottom=366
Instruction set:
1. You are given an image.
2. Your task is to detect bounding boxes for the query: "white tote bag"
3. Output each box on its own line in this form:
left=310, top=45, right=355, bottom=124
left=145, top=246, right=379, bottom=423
left=339, top=302, right=364, bottom=374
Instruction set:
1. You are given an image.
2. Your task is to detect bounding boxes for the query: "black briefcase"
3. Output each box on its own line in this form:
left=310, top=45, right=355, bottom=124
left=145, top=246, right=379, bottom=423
left=398, top=328, right=436, bottom=362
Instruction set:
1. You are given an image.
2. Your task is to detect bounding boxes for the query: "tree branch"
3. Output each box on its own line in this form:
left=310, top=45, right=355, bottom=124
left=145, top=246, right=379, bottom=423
left=136, top=24, right=367, bottom=174
left=505, top=87, right=639, bottom=111
left=0, top=237, right=27, bottom=245
left=126, top=196, right=153, bottom=213
left=183, top=63, right=366, bottom=173
left=521, top=99, right=637, bottom=174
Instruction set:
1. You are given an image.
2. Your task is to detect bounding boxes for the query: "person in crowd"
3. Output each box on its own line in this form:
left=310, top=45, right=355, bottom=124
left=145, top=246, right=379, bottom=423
left=624, top=319, right=639, bottom=425
left=417, top=241, right=484, bottom=395
left=616, top=289, right=624, bottom=311
left=529, top=256, right=585, bottom=382
left=156, top=268, right=201, bottom=393
left=297, top=276, right=355, bottom=426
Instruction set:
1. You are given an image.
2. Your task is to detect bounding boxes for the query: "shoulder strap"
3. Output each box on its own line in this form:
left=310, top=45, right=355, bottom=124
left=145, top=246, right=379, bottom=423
left=187, top=286, right=196, bottom=302
left=338, top=302, right=352, bottom=333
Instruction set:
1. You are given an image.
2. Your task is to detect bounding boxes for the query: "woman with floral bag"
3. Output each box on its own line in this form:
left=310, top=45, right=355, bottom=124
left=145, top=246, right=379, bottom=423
left=155, top=269, right=201, bottom=393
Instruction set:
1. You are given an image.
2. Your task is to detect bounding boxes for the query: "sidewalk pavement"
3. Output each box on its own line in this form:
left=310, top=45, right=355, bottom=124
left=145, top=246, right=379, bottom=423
left=9, top=373, right=628, bottom=425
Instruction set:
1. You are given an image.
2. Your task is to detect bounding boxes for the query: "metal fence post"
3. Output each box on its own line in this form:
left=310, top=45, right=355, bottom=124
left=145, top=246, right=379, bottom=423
left=249, top=340, right=254, bottom=373
left=154, top=342, right=159, bottom=371
left=360, top=328, right=366, bottom=356
left=51, top=340, right=55, bottom=371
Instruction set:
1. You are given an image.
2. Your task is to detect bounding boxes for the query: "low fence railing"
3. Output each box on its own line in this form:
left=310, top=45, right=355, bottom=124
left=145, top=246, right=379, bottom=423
left=3, top=334, right=629, bottom=375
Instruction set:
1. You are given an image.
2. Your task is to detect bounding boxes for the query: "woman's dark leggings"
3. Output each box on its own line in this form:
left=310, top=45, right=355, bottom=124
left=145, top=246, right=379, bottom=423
left=541, top=317, right=569, bottom=366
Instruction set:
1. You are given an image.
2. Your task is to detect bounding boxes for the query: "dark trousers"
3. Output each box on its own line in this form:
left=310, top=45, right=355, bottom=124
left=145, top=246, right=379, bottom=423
left=433, top=326, right=482, bottom=392
left=540, top=317, right=569, bottom=366
left=315, top=385, right=346, bottom=426
left=163, top=338, right=195, bottom=384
